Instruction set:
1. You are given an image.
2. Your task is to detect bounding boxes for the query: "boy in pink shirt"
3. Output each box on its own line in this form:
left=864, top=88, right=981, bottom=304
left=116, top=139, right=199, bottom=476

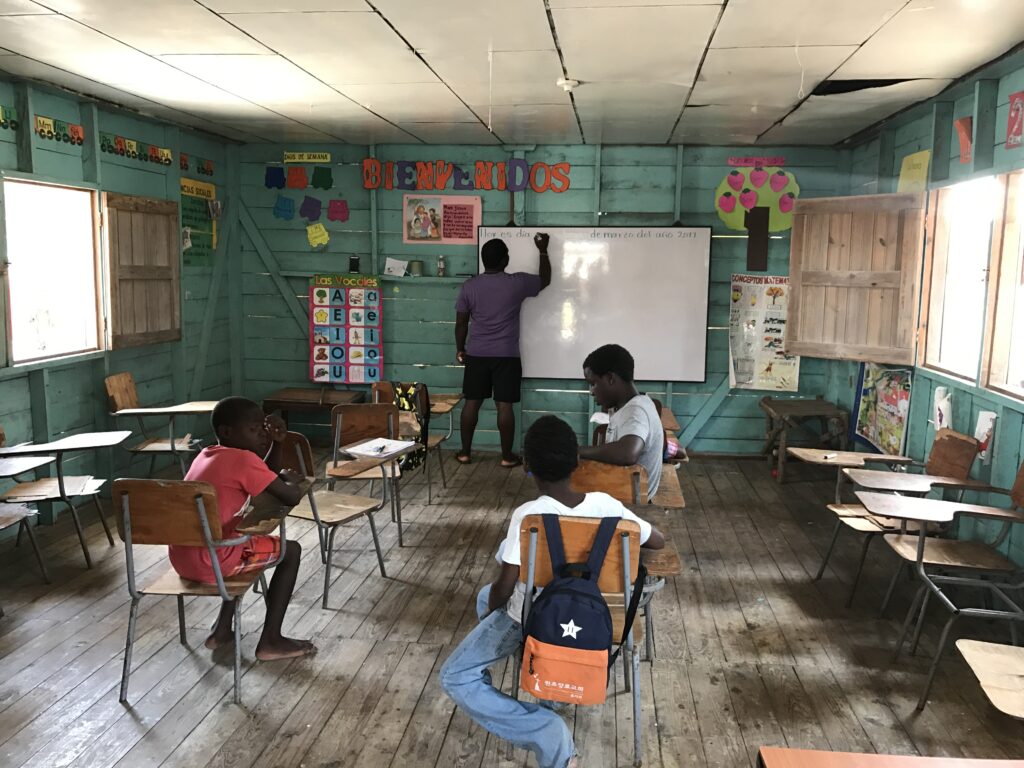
left=173, top=396, right=315, bottom=661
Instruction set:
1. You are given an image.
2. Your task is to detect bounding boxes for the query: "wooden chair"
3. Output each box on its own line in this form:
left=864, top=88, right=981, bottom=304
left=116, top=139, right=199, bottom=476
left=280, top=431, right=389, bottom=607
left=0, top=503, right=49, bottom=583
left=570, top=459, right=648, bottom=505
left=105, top=372, right=197, bottom=476
left=513, top=514, right=645, bottom=767
left=814, top=428, right=979, bottom=607
left=113, top=478, right=285, bottom=704
left=372, top=381, right=448, bottom=504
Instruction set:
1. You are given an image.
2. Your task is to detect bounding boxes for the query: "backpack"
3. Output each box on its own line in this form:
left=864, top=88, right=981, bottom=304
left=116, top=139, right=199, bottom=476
left=519, top=515, right=645, bottom=705
left=389, top=381, right=429, bottom=471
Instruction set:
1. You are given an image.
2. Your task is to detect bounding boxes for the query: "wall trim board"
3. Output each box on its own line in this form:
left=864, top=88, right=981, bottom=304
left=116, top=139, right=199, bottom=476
left=189, top=213, right=237, bottom=401
left=369, top=143, right=379, bottom=275
left=0, top=169, right=99, bottom=190
left=15, top=83, right=33, bottom=174
left=80, top=103, right=101, bottom=186
left=593, top=144, right=602, bottom=226
left=673, top=145, right=685, bottom=222
left=876, top=129, right=895, bottom=194
left=679, top=375, right=730, bottom=447
left=28, top=367, right=52, bottom=521
left=971, top=78, right=999, bottom=173
left=227, top=144, right=243, bottom=392
left=238, top=202, right=308, bottom=332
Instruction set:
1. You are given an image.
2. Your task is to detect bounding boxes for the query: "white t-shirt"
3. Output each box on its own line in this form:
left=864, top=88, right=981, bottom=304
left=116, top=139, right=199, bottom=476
left=495, top=492, right=653, bottom=622
left=607, top=394, right=663, bottom=500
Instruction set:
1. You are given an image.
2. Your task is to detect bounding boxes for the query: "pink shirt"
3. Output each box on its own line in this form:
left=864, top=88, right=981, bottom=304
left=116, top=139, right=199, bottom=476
left=169, top=445, right=277, bottom=583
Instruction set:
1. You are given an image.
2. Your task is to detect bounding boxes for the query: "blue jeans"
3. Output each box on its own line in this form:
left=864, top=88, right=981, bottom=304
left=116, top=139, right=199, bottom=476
left=439, top=585, right=575, bottom=768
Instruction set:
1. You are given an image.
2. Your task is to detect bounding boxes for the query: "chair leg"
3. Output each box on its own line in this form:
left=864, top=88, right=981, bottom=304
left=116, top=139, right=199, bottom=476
left=623, top=635, right=632, bottom=693
left=367, top=512, right=387, bottom=578
left=892, top=583, right=927, bottom=662
left=20, top=519, right=50, bottom=584
left=644, top=604, right=654, bottom=661
left=437, top=446, right=447, bottom=488
left=909, top=588, right=933, bottom=656
left=119, top=596, right=141, bottom=703
left=177, top=452, right=187, bottom=478
left=814, top=520, right=843, bottom=581
left=258, top=574, right=270, bottom=604
left=14, top=521, right=22, bottom=548
left=425, top=449, right=433, bottom=506
left=177, top=595, right=187, bottom=645
left=309, top=491, right=327, bottom=564
left=916, top=614, right=958, bottom=711
left=880, top=562, right=904, bottom=616
left=65, top=501, right=93, bottom=569
left=93, top=495, right=114, bottom=546
left=394, top=477, right=404, bottom=548
left=846, top=532, right=877, bottom=608
left=323, top=525, right=339, bottom=610
left=233, top=599, right=242, bottom=705
left=632, top=646, right=642, bottom=768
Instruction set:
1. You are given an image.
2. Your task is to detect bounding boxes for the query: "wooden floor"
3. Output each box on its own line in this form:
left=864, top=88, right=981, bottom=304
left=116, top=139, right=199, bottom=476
left=1, top=455, right=1022, bottom=768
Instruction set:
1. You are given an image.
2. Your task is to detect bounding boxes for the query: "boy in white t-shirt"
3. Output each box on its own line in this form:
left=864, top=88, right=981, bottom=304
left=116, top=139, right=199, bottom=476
left=439, top=415, right=664, bottom=768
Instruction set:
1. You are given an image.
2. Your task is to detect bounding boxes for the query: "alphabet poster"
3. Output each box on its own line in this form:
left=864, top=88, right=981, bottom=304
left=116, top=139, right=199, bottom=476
left=728, top=274, right=800, bottom=392
left=309, top=274, right=383, bottom=384
left=402, top=194, right=481, bottom=245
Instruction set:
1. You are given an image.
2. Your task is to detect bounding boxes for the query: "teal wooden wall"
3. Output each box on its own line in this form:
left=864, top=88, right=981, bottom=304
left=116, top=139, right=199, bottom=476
left=0, top=79, right=234, bottom=508
left=238, top=143, right=849, bottom=453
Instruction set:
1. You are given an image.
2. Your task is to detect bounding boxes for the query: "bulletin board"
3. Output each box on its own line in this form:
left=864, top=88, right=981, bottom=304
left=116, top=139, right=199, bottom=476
left=309, top=274, right=383, bottom=384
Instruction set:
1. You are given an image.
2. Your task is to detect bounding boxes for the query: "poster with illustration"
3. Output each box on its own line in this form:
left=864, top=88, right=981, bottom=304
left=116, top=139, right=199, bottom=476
left=714, top=158, right=800, bottom=233
left=402, top=194, right=481, bottom=245
left=728, top=274, right=800, bottom=392
left=853, top=363, right=913, bottom=455
left=309, top=274, right=383, bottom=384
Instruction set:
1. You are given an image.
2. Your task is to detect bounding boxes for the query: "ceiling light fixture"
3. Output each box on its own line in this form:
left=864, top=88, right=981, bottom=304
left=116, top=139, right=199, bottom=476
left=556, top=77, right=580, bottom=93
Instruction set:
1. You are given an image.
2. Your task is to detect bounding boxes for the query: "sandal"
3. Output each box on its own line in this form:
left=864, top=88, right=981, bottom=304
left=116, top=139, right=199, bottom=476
left=500, top=455, right=523, bottom=468
left=456, top=452, right=472, bottom=465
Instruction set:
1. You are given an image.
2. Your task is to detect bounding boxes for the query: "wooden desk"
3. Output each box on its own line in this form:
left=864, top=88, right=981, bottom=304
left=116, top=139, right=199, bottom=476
left=237, top=478, right=314, bottom=536
left=760, top=397, right=849, bottom=483
left=112, top=401, right=218, bottom=417
left=854, top=491, right=1022, bottom=526
left=430, top=393, right=463, bottom=415
left=111, top=401, right=215, bottom=474
left=956, top=639, right=1024, bottom=720
left=660, top=409, right=680, bottom=433
left=641, top=538, right=682, bottom=578
left=262, top=387, right=364, bottom=425
left=845, top=468, right=989, bottom=495
left=789, top=448, right=913, bottom=503
left=758, top=746, right=1024, bottom=768
left=0, top=455, right=54, bottom=479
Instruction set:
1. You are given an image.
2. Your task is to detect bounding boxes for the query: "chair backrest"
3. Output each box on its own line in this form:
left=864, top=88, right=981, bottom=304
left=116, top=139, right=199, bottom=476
left=105, top=372, right=140, bottom=411
left=925, top=428, right=979, bottom=479
left=278, top=431, right=315, bottom=476
left=112, top=479, right=221, bottom=546
left=518, top=513, right=640, bottom=593
left=330, top=403, right=399, bottom=448
left=570, top=459, right=648, bottom=505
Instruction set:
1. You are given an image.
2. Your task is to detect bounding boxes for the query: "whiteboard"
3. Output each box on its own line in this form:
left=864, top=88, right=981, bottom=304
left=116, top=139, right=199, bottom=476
left=477, top=226, right=711, bottom=381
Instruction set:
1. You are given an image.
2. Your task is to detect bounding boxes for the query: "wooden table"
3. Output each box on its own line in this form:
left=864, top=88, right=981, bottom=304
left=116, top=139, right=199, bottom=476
left=641, top=537, right=682, bottom=578
left=111, top=401, right=216, bottom=474
left=760, top=397, right=849, bottom=483
left=660, top=408, right=680, bottom=433
left=0, top=455, right=55, bottom=479
left=758, top=746, right=1024, bottom=767
left=262, top=387, right=364, bottom=426
left=956, top=639, right=1024, bottom=720
left=788, top=448, right=913, bottom=503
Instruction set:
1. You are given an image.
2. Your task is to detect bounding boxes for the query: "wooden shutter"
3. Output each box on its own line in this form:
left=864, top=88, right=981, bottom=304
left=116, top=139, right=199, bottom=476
left=104, top=193, right=180, bottom=349
left=786, top=192, right=926, bottom=364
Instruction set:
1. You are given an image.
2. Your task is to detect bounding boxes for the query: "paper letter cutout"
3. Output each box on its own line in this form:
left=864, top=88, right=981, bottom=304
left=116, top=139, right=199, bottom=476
left=265, top=166, right=285, bottom=189
left=307, top=223, right=329, bottom=248
left=300, top=195, right=322, bottom=221
left=327, top=199, right=350, bottom=222
left=311, top=166, right=333, bottom=190
left=287, top=166, right=309, bottom=189
left=273, top=195, right=295, bottom=221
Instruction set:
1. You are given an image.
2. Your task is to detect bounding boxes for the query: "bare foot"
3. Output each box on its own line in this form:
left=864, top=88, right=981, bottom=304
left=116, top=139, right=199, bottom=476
left=204, top=631, right=234, bottom=650
left=255, top=637, right=317, bottom=661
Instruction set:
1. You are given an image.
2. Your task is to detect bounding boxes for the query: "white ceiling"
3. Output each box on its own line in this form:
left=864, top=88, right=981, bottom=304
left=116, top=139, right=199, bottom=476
left=0, top=0, right=1019, bottom=145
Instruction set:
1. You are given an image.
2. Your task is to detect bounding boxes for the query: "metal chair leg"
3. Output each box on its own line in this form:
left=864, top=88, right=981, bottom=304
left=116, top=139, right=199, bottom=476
left=437, top=446, right=448, bottom=489
left=233, top=599, right=242, bottom=705
left=644, top=604, right=654, bottom=660
left=323, top=525, right=339, bottom=609
left=846, top=532, right=877, bottom=608
left=367, top=512, right=386, bottom=578
left=119, top=597, right=141, bottom=703
left=14, top=521, right=22, bottom=547
left=425, top=447, right=433, bottom=505
left=66, top=501, right=93, bottom=569
left=916, top=614, right=958, bottom=711
left=258, top=574, right=269, bottom=604
left=909, top=588, right=933, bottom=656
left=880, top=562, right=904, bottom=616
left=814, top=520, right=843, bottom=581
left=20, top=518, right=50, bottom=583
left=93, top=495, right=114, bottom=546
left=393, top=476, right=404, bottom=547
left=892, top=583, right=927, bottom=661
left=177, top=595, right=187, bottom=644
left=632, top=646, right=643, bottom=768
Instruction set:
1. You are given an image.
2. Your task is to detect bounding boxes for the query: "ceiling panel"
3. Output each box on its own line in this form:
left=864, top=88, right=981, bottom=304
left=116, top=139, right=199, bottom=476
left=552, top=5, right=719, bottom=83
left=0, top=55, right=162, bottom=111
left=399, top=122, right=500, bottom=144
left=581, top=119, right=675, bottom=144
left=429, top=50, right=567, bottom=106
left=480, top=103, right=581, bottom=143
left=42, top=0, right=268, bottom=55
left=372, top=0, right=552, bottom=53
left=340, top=83, right=479, bottom=123
left=0, top=1, right=51, bottom=14
left=712, top=0, right=904, bottom=47
left=672, top=103, right=784, bottom=143
left=693, top=46, right=856, bottom=108
left=836, top=0, right=1024, bottom=79
left=551, top=0, right=722, bottom=6
left=200, top=0, right=368, bottom=11
left=224, top=11, right=433, bottom=85
left=573, top=82, right=689, bottom=122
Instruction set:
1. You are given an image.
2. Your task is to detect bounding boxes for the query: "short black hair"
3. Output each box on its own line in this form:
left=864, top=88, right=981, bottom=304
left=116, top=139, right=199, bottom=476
left=583, top=344, right=635, bottom=382
left=481, top=238, right=509, bottom=270
left=211, top=396, right=262, bottom=433
left=523, top=415, right=579, bottom=482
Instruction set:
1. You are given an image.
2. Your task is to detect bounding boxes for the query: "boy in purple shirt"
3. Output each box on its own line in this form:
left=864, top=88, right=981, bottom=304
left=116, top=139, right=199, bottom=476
left=455, top=233, right=551, bottom=466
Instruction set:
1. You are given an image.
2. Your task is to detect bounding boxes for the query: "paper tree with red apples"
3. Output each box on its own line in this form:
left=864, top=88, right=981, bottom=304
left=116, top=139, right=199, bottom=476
left=714, top=165, right=800, bottom=232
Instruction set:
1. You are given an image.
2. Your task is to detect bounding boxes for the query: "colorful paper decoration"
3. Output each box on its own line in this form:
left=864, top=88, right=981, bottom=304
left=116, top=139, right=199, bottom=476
left=714, top=165, right=799, bottom=233
left=311, top=166, right=333, bottom=190
left=195, top=157, right=215, bottom=176
left=180, top=152, right=189, bottom=171
left=99, top=132, right=172, bottom=164
left=362, top=158, right=570, bottom=193
left=896, top=150, right=931, bottom=192
left=287, top=166, right=308, bottom=189
left=955, top=116, right=973, bottom=164
left=853, top=363, right=912, bottom=456
left=35, top=115, right=85, bottom=145
left=309, top=275, right=382, bottom=384
left=300, top=195, right=322, bottom=221
left=1006, top=91, right=1023, bottom=150
left=728, top=156, right=785, bottom=167
left=0, top=105, right=20, bottom=131
left=273, top=195, right=295, bottom=220
left=327, top=199, right=350, bottom=223
left=265, top=166, right=286, bottom=189
left=307, top=222, right=329, bottom=248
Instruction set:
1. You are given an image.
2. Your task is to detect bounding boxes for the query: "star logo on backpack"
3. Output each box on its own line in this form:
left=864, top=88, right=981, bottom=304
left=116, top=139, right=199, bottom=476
left=560, top=620, right=582, bottom=639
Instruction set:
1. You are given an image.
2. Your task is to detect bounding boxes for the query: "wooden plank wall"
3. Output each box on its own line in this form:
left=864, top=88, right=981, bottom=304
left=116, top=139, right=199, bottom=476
left=0, top=78, right=233, bottom=511
left=239, top=144, right=849, bottom=453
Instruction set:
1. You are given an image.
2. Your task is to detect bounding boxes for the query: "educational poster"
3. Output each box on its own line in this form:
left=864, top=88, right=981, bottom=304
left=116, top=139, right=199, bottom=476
left=403, top=194, right=481, bottom=245
left=975, top=411, right=997, bottom=465
left=897, top=150, right=931, bottom=192
left=1007, top=91, right=1024, bottom=149
left=728, top=274, right=800, bottom=392
left=853, top=363, right=912, bottom=455
left=714, top=158, right=799, bottom=233
left=309, top=274, right=383, bottom=385
left=180, top=178, right=216, bottom=266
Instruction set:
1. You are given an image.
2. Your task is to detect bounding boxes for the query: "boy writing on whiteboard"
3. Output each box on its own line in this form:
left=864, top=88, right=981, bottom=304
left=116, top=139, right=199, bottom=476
left=578, top=344, right=664, bottom=501
left=454, top=232, right=551, bottom=467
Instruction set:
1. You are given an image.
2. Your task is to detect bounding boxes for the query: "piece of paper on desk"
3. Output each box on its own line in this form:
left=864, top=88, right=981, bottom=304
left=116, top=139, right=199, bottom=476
left=348, top=438, right=416, bottom=458
left=589, top=412, right=610, bottom=425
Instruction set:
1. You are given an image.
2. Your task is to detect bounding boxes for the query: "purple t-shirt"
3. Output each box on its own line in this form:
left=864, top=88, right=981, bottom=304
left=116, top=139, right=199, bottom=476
left=456, top=272, right=543, bottom=357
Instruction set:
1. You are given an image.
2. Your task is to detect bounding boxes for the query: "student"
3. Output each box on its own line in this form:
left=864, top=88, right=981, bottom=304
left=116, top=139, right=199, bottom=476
left=440, top=415, right=664, bottom=768
left=455, top=233, right=551, bottom=467
left=170, top=396, right=316, bottom=661
left=578, top=344, right=664, bottom=501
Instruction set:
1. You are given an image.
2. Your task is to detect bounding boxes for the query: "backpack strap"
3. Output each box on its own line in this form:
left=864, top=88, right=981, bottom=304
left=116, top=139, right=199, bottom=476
left=540, top=513, right=567, bottom=574
left=584, top=516, right=619, bottom=581
left=610, top=562, right=648, bottom=666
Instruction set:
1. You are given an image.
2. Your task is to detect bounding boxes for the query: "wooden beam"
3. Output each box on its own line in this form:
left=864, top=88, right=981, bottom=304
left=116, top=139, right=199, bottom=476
left=91, top=354, right=112, bottom=484
left=0, top=180, right=9, bottom=367
left=188, top=214, right=236, bottom=401
left=679, top=375, right=730, bottom=448
left=239, top=202, right=309, bottom=332
left=369, top=144, right=379, bottom=275
left=28, top=368, right=53, bottom=522
left=971, top=79, right=999, bottom=173
left=14, top=83, right=34, bottom=174
left=876, top=129, right=895, bottom=193
left=226, top=144, right=243, bottom=393
left=80, top=103, right=102, bottom=186
left=930, top=101, right=954, bottom=184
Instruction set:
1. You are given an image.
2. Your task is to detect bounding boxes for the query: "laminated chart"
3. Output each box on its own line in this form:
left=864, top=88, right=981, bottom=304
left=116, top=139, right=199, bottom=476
left=309, top=274, right=383, bottom=384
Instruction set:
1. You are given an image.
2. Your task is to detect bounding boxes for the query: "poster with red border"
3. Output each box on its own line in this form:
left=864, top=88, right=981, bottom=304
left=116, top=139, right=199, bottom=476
left=402, top=194, right=481, bottom=245
left=1007, top=91, right=1024, bottom=149
left=309, top=274, right=383, bottom=385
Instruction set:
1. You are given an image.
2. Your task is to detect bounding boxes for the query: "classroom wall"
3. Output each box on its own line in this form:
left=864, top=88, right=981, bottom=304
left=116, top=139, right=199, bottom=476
left=238, top=143, right=850, bottom=453
left=0, top=78, right=235, bottom=507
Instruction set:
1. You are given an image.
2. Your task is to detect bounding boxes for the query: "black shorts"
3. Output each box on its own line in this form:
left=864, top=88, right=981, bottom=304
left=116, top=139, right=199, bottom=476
left=462, top=355, right=522, bottom=403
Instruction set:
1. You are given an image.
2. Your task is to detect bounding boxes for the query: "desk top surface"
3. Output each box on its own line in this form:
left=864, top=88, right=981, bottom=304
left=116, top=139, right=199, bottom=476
left=326, top=439, right=417, bottom=477
left=660, top=409, right=681, bottom=433
left=855, top=491, right=1022, bottom=524
left=430, top=393, right=463, bottom=415
left=787, top=448, right=913, bottom=468
left=843, top=468, right=976, bottom=493
left=113, top=401, right=218, bottom=416
left=758, top=746, right=1024, bottom=767
left=0, top=430, right=132, bottom=456
left=0, top=455, right=55, bottom=477
left=640, top=537, right=682, bottom=577
left=956, top=639, right=1024, bottom=720
left=263, top=388, right=363, bottom=407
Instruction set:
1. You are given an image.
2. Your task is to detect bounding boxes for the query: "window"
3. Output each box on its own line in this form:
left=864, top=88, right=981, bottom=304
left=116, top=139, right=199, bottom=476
left=985, top=172, right=1024, bottom=396
left=922, top=177, right=1003, bottom=380
left=3, top=180, right=101, bottom=363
